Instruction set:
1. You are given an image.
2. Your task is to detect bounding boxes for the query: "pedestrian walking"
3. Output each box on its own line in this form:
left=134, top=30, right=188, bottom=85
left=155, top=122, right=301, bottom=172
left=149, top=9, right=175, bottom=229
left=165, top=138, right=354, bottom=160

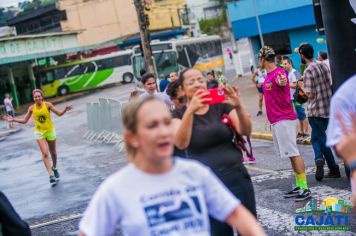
left=332, top=112, right=356, bottom=207
left=140, top=72, right=173, bottom=108
left=165, top=80, right=185, bottom=111
left=251, top=66, right=266, bottom=116
left=172, top=68, right=257, bottom=236
left=0, top=191, right=31, bottom=236
left=298, top=43, right=341, bottom=181
left=168, top=71, right=178, bottom=82
left=78, top=96, right=266, bottom=236
left=282, top=57, right=310, bottom=140
left=226, top=47, right=233, bottom=64
left=258, top=46, right=311, bottom=201
left=327, top=74, right=356, bottom=179
left=206, top=71, right=218, bottom=89
left=3, top=93, right=14, bottom=129
left=159, top=75, right=170, bottom=92
left=4, top=89, right=72, bottom=186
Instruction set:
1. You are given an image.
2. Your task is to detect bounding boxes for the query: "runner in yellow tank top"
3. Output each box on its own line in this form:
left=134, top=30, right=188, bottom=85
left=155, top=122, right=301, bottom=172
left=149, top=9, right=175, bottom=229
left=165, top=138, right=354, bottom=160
left=5, top=89, right=73, bottom=186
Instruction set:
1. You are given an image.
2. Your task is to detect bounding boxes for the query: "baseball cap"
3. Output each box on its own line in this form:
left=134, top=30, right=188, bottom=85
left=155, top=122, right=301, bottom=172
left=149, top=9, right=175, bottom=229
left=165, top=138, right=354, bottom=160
left=257, top=46, right=276, bottom=59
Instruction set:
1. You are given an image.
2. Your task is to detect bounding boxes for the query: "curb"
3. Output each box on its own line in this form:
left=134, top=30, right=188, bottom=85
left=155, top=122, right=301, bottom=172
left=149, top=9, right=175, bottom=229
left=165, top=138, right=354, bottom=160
left=251, top=132, right=311, bottom=145
left=251, top=132, right=273, bottom=141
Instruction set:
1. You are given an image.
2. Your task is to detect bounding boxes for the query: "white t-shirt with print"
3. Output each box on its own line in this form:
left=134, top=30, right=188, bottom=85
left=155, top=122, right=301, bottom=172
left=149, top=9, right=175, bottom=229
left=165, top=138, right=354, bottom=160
left=3, top=97, right=13, bottom=112
left=256, top=69, right=266, bottom=84
left=327, top=75, right=356, bottom=147
left=288, top=69, right=298, bottom=100
left=79, top=158, right=240, bottom=236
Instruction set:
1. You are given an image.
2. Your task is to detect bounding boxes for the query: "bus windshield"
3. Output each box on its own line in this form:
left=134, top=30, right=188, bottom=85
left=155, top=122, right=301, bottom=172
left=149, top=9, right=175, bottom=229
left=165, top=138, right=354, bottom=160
left=133, top=51, right=178, bottom=81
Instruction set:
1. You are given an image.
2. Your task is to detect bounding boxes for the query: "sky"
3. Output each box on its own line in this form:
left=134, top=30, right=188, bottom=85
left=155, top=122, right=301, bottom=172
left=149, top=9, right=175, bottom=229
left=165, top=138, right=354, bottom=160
left=0, top=0, right=23, bottom=8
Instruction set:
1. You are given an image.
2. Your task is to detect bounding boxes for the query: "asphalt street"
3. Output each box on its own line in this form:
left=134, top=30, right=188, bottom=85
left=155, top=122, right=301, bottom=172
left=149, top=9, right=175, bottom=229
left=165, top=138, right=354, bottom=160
left=0, top=51, right=355, bottom=235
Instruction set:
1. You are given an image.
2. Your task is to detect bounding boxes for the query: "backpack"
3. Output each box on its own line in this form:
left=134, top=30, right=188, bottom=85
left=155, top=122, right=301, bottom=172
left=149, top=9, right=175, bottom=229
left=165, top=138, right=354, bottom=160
left=293, top=85, right=308, bottom=104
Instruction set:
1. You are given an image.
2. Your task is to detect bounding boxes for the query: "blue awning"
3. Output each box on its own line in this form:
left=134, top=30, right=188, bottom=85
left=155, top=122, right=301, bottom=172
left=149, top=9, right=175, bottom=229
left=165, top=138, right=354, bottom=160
left=119, top=28, right=186, bottom=47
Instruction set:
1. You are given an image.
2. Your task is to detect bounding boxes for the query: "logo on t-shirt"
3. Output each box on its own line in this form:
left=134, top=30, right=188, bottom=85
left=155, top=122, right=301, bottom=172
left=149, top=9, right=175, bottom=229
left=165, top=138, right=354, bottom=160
left=144, top=195, right=202, bottom=227
left=142, top=186, right=205, bottom=235
left=265, top=82, right=272, bottom=91
left=37, top=115, right=46, bottom=123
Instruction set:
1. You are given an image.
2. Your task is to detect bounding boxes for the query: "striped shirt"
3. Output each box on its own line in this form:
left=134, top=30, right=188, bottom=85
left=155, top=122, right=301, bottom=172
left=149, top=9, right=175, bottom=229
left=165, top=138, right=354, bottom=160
left=303, top=60, right=332, bottom=118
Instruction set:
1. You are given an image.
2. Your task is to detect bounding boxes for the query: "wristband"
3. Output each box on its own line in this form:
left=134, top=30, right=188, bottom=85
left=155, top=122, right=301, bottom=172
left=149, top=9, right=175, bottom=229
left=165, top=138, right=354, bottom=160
left=349, top=161, right=356, bottom=173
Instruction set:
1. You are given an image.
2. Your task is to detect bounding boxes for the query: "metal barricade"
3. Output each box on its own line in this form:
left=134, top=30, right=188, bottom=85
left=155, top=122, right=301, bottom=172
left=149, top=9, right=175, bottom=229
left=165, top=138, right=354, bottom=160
left=0, top=105, right=7, bottom=129
left=85, top=98, right=126, bottom=151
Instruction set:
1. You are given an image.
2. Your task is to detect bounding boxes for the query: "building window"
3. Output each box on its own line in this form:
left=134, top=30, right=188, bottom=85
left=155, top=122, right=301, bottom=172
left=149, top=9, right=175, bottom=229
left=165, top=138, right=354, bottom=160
left=203, top=6, right=222, bottom=19
left=263, top=31, right=291, bottom=55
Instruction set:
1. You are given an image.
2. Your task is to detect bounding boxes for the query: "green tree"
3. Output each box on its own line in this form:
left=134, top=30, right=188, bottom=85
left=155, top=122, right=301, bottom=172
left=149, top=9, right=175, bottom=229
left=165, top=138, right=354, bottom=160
left=199, top=10, right=227, bottom=36
left=0, top=8, right=16, bottom=27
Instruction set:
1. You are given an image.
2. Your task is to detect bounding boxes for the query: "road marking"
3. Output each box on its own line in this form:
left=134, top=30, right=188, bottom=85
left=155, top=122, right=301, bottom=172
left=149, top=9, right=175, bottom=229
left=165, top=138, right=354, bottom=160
left=245, top=165, right=278, bottom=174
left=30, top=213, right=83, bottom=229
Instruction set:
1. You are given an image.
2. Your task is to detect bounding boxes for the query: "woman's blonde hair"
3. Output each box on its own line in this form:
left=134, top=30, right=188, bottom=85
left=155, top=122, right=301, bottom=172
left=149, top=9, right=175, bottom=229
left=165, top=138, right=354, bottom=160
left=122, top=95, right=158, bottom=160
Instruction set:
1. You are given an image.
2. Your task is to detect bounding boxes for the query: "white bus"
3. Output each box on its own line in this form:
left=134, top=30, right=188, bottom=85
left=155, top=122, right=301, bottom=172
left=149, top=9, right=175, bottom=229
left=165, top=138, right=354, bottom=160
left=132, top=35, right=224, bottom=87
left=38, top=49, right=134, bottom=97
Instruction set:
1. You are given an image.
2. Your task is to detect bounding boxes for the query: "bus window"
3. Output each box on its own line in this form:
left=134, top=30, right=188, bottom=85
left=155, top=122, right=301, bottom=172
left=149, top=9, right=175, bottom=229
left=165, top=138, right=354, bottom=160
left=153, top=51, right=178, bottom=80
left=54, top=67, right=67, bottom=80
left=46, top=71, right=55, bottom=83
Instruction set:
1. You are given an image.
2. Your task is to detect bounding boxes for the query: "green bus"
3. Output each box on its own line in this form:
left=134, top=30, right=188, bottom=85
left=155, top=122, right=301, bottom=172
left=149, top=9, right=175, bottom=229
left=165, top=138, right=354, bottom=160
left=38, top=49, right=134, bottom=97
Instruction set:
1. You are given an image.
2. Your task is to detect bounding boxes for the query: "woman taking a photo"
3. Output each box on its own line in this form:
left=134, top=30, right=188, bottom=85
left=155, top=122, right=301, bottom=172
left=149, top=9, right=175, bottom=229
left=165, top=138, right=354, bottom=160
left=79, top=96, right=265, bottom=236
left=4, top=89, right=72, bottom=186
left=172, top=68, right=256, bottom=235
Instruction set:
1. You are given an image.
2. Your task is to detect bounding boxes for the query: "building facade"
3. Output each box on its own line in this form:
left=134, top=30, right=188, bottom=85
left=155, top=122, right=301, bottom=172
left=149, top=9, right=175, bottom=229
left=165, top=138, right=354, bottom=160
left=7, top=0, right=185, bottom=47
left=227, top=0, right=327, bottom=71
left=7, top=4, right=66, bottom=35
left=186, top=0, right=222, bottom=36
left=146, top=0, right=185, bottom=31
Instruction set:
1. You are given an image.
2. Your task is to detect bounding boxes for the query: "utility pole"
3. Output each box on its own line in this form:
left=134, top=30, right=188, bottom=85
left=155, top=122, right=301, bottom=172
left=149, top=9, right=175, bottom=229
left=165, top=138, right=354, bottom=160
left=319, top=0, right=356, bottom=90
left=134, top=0, right=155, bottom=74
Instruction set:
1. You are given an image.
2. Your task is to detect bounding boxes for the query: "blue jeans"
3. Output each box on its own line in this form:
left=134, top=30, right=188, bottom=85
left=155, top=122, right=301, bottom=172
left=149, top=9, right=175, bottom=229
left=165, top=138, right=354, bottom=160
left=308, top=117, right=339, bottom=171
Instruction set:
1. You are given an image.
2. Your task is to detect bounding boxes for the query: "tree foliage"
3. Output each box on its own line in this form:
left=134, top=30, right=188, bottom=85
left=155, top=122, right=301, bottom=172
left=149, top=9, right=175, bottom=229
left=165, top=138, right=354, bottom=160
left=19, top=0, right=57, bottom=14
left=0, top=8, right=16, bottom=27
left=198, top=10, right=227, bottom=36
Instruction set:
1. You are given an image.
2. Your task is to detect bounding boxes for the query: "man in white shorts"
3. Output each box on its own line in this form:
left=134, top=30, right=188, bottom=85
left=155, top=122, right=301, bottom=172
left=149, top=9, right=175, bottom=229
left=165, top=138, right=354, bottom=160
left=258, top=46, right=311, bottom=201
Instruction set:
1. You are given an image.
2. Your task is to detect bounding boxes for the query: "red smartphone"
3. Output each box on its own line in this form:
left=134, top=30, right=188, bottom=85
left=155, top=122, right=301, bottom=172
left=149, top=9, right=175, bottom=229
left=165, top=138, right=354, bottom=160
left=204, top=87, right=226, bottom=105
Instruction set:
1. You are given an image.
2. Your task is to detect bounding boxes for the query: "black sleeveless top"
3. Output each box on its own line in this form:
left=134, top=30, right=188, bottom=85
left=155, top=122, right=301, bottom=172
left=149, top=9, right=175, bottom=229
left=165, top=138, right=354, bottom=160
left=172, top=103, right=243, bottom=175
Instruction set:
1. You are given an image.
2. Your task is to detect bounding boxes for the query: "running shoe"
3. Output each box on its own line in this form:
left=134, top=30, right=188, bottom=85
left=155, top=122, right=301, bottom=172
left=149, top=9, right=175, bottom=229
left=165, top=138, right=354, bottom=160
left=52, top=167, right=60, bottom=179
left=324, top=170, right=341, bottom=178
left=296, top=133, right=304, bottom=139
left=49, top=175, right=57, bottom=187
left=247, top=157, right=256, bottom=164
left=256, top=111, right=263, bottom=116
left=315, top=159, right=325, bottom=181
left=242, top=158, right=249, bottom=164
left=283, top=187, right=301, bottom=198
left=295, top=189, right=311, bottom=202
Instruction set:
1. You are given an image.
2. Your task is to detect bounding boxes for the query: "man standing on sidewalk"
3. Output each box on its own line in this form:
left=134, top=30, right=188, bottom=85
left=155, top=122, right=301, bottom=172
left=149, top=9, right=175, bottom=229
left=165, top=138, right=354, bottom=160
left=282, top=57, right=309, bottom=140
left=298, top=43, right=340, bottom=181
left=258, top=46, right=311, bottom=201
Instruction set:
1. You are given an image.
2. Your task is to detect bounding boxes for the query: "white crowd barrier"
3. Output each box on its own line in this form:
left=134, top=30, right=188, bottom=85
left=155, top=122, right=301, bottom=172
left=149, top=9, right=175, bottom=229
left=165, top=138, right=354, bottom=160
left=84, top=98, right=128, bottom=152
left=0, top=105, right=8, bottom=129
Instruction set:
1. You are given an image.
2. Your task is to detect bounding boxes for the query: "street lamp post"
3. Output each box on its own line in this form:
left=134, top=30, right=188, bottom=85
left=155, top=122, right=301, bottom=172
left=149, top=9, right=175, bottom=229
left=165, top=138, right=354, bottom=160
left=252, top=0, right=264, bottom=47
